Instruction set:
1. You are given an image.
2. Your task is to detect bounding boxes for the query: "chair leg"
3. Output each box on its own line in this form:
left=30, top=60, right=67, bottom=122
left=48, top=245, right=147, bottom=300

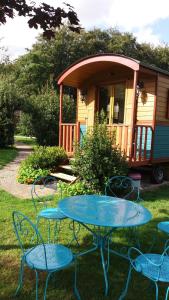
left=74, top=258, right=81, bottom=300
left=54, top=220, right=61, bottom=243
left=15, top=257, right=24, bottom=296
left=36, top=217, right=41, bottom=243
left=47, top=219, right=51, bottom=243
left=106, top=237, right=110, bottom=273
left=73, top=221, right=80, bottom=246
left=44, top=273, right=52, bottom=300
left=36, top=216, right=40, bottom=229
left=136, top=187, right=142, bottom=202
left=35, top=270, right=39, bottom=300
left=119, top=265, right=132, bottom=300
left=154, top=281, right=159, bottom=300
left=165, top=286, right=169, bottom=300
left=134, top=227, right=141, bottom=249
left=68, top=221, right=80, bottom=247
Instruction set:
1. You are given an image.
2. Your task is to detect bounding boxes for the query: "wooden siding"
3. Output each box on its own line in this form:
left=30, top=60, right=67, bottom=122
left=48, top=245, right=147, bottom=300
left=77, top=89, right=87, bottom=121
left=136, top=80, right=155, bottom=122
left=153, top=125, right=169, bottom=159
left=77, top=86, right=96, bottom=127
left=156, top=74, right=169, bottom=122
left=86, top=86, right=96, bottom=127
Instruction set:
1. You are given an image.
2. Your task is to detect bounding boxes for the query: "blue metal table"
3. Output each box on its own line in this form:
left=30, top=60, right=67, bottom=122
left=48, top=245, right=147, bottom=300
left=59, top=195, right=152, bottom=295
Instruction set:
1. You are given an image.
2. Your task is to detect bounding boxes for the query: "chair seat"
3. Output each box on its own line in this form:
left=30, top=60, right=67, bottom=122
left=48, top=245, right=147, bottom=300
left=158, top=221, right=169, bottom=234
left=38, top=207, right=67, bottom=220
left=135, top=253, right=169, bottom=282
left=25, top=244, right=73, bottom=271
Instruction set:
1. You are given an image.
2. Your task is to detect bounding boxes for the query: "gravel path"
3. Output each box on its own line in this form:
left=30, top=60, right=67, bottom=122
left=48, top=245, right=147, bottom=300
left=0, top=143, right=55, bottom=199
left=0, top=143, right=34, bottom=198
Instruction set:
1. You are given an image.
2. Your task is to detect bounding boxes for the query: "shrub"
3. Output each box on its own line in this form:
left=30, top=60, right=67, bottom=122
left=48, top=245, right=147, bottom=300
left=72, top=117, right=128, bottom=192
left=58, top=181, right=98, bottom=197
left=17, top=164, right=49, bottom=184
left=22, top=146, right=68, bottom=170
left=18, top=146, right=67, bottom=183
left=30, top=86, right=76, bottom=146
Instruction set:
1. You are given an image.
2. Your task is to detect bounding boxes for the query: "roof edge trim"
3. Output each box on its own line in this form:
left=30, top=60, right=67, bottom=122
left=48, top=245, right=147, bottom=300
left=57, top=54, right=140, bottom=85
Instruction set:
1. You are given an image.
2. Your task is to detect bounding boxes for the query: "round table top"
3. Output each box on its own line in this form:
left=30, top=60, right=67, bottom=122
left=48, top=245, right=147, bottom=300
left=59, top=195, right=152, bottom=227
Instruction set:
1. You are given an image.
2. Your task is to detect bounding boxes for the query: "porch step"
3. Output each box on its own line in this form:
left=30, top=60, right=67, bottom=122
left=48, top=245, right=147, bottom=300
left=51, top=172, right=77, bottom=183
left=58, top=164, right=72, bottom=171
left=69, top=158, right=75, bottom=162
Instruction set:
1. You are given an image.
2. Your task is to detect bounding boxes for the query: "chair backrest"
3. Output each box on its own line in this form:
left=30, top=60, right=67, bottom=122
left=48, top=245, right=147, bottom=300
left=31, top=175, right=59, bottom=213
left=105, top=176, right=135, bottom=200
left=12, top=211, right=48, bottom=268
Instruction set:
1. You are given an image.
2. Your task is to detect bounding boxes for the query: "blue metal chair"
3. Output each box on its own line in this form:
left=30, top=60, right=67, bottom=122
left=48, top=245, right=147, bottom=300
left=119, top=240, right=169, bottom=300
left=12, top=211, right=80, bottom=300
left=105, top=176, right=141, bottom=250
left=105, top=176, right=137, bottom=201
left=31, top=176, right=67, bottom=242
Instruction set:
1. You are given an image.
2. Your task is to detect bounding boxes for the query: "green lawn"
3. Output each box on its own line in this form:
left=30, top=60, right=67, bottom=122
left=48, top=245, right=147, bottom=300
left=1, top=186, right=169, bottom=299
left=0, top=148, right=18, bottom=169
left=15, top=135, right=37, bottom=146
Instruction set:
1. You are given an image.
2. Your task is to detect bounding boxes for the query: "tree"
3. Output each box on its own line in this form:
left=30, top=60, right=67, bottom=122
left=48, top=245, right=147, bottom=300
left=0, top=1, right=81, bottom=39
left=0, top=77, right=22, bottom=147
left=28, top=84, right=76, bottom=146
left=7, top=26, right=169, bottom=103
left=13, top=49, right=54, bottom=95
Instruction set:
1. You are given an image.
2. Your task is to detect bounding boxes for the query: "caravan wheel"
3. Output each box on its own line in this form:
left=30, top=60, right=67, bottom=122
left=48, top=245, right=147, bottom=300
left=152, top=165, right=164, bottom=184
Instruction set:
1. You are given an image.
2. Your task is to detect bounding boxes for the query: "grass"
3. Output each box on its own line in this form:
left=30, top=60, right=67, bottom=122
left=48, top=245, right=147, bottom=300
left=0, top=148, right=18, bottom=169
left=14, top=135, right=37, bottom=146
left=1, top=186, right=169, bottom=300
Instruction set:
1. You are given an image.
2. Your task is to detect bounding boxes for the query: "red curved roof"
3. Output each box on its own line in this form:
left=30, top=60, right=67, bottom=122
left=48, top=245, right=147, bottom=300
left=57, top=54, right=140, bottom=87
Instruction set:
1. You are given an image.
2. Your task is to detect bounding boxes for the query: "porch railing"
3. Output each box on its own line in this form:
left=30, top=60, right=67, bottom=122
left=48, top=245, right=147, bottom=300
left=107, top=124, right=131, bottom=157
left=107, top=125, right=153, bottom=164
left=59, top=123, right=153, bottom=164
left=59, top=122, right=80, bottom=155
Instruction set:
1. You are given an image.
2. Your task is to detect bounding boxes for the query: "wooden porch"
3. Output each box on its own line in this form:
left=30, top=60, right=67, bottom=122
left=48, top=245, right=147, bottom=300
left=59, top=123, right=153, bottom=166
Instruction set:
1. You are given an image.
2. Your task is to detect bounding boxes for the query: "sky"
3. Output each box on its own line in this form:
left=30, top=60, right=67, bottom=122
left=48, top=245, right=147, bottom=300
left=1, top=0, right=169, bottom=59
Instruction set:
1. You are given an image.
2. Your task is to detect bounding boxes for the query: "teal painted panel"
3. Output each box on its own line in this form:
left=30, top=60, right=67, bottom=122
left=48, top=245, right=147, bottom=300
left=153, top=125, right=169, bottom=159
left=136, top=127, right=152, bottom=159
left=80, top=125, right=86, bottom=142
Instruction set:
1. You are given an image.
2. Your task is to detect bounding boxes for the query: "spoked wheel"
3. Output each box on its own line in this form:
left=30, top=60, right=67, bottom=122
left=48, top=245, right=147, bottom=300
left=151, top=165, right=164, bottom=184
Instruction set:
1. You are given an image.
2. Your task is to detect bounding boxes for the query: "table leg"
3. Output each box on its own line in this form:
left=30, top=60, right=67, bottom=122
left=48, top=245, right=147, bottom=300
left=100, top=239, right=109, bottom=296
left=76, top=223, right=115, bottom=295
left=77, top=236, right=109, bottom=295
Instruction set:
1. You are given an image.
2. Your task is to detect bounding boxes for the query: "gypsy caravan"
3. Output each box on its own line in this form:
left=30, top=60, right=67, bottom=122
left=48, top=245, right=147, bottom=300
left=57, top=54, right=169, bottom=183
